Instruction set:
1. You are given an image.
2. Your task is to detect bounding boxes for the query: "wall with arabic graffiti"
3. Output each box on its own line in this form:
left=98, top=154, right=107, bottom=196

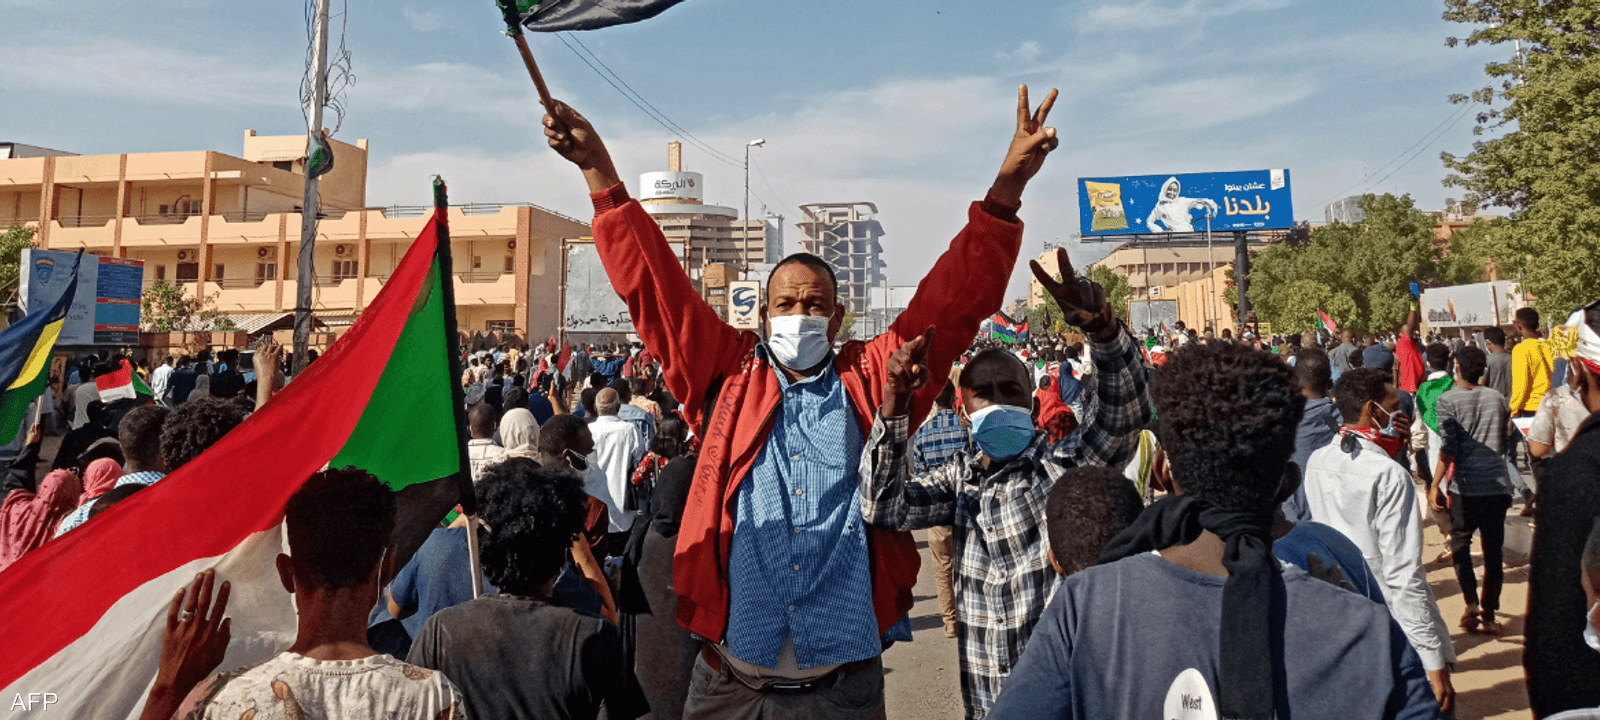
left=1077, top=169, right=1295, bottom=237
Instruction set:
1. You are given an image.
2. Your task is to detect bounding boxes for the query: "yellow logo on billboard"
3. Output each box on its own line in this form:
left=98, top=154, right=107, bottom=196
left=1086, top=181, right=1128, bottom=232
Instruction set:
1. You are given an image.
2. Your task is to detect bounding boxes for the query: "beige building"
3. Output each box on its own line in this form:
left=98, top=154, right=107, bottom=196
left=796, top=202, right=885, bottom=316
left=1026, top=242, right=1251, bottom=335
left=0, top=131, right=589, bottom=343
left=639, top=142, right=781, bottom=275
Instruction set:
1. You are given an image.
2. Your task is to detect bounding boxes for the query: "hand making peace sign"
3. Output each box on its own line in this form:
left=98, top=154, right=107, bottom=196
left=991, top=85, right=1061, bottom=208
left=1031, top=247, right=1118, bottom=342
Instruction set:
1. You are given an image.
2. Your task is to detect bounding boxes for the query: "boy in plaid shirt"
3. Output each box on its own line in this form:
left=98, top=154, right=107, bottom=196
left=860, top=249, right=1152, bottom=718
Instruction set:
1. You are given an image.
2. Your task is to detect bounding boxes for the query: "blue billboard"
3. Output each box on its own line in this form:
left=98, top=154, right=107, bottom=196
left=1077, top=169, right=1293, bottom=237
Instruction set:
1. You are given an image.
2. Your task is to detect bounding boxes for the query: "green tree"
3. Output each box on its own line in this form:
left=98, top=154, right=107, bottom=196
left=1443, top=0, right=1600, bottom=315
left=0, top=225, right=37, bottom=309
left=1245, top=194, right=1439, bottom=332
left=837, top=308, right=857, bottom=343
left=1028, top=264, right=1129, bottom=333
left=1436, top=217, right=1506, bottom=286
left=1084, top=264, right=1131, bottom=320
left=141, top=280, right=238, bottom=333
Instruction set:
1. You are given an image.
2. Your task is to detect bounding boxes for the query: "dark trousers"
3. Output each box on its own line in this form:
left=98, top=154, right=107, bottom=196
left=1449, top=493, right=1512, bottom=621
left=682, top=650, right=886, bottom=720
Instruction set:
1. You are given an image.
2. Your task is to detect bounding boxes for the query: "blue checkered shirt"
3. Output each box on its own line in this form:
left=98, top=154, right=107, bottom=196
left=725, top=348, right=881, bottom=670
left=860, top=328, right=1152, bottom=718
left=914, top=408, right=971, bottom=474
left=55, top=470, right=167, bottom=537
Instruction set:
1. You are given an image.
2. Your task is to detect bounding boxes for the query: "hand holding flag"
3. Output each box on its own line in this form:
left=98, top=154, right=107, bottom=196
left=544, top=99, right=624, bottom=194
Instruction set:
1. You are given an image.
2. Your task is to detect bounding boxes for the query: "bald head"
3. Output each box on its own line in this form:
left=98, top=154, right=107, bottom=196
left=596, top=388, right=622, bottom=416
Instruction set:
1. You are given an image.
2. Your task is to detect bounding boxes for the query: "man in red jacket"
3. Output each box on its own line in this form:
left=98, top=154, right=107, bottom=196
left=544, top=86, right=1060, bottom=718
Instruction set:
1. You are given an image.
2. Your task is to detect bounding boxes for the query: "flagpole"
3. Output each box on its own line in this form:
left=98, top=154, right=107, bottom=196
left=431, top=177, right=485, bottom=598
left=498, top=1, right=556, bottom=110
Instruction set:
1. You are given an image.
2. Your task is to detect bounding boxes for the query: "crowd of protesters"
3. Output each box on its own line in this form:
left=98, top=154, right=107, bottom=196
left=5, top=87, right=1600, bottom=720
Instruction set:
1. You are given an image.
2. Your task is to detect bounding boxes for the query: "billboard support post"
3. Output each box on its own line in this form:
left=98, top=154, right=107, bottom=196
left=1234, top=230, right=1251, bottom=330
left=1206, top=216, right=1216, bottom=333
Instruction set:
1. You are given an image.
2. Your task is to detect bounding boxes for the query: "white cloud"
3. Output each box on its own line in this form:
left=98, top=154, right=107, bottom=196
left=402, top=6, right=448, bottom=32
left=1109, top=72, right=1318, bottom=133
left=1082, top=0, right=1293, bottom=31
left=1000, top=40, right=1044, bottom=63
left=0, top=39, right=299, bottom=109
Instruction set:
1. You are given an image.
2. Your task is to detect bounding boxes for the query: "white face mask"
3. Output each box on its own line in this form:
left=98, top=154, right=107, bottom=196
left=1585, top=602, right=1600, bottom=652
left=766, top=314, right=832, bottom=370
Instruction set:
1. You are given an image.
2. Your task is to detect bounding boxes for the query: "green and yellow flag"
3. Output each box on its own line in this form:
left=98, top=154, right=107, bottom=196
left=0, top=251, right=81, bottom=439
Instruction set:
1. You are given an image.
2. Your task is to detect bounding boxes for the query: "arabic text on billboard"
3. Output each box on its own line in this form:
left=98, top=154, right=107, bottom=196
left=562, top=242, right=634, bottom=334
left=1421, top=281, right=1522, bottom=329
left=1078, top=169, right=1293, bottom=237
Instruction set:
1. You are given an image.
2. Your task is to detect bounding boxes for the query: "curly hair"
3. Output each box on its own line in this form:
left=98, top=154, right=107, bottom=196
left=117, top=404, right=170, bottom=468
left=1332, top=368, right=1391, bottom=424
left=476, top=458, right=588, bottom=595
left=1152, top=342, right=1303, bottom=513
left=284, top=468, right=396, bottom=591
left=1046, top=466, right=1144, bottom=576
left=159, top=395, right=249, bottom=472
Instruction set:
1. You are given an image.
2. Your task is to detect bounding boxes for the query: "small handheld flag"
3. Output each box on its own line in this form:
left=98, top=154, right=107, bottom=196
left=991, top=312, right=1030, bottom=344
left=1316, top=309, right=1338, bottom=335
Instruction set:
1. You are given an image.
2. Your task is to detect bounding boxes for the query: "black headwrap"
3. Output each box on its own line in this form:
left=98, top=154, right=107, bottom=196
left=1097, top=493, right=1279, bottom=720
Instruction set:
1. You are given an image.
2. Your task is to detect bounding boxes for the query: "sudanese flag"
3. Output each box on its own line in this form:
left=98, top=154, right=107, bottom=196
left=0, top=187, right=474, bottom=719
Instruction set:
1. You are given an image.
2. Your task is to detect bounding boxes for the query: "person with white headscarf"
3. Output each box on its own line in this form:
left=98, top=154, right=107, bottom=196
left=1525, top=299, right=1600, bottom=717
left=185, top=374, right=211, bottom=402
left=499, top=408, right=539, bottom=461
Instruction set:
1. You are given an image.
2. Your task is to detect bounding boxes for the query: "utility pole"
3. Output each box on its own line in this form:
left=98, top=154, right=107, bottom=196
left=743, top=139, right=765, bottom=270
left=292, top=0, right=331, bottom=376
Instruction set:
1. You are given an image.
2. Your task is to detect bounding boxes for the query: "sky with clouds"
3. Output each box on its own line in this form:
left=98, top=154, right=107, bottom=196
left=1, top=0, right=1510, bottom=302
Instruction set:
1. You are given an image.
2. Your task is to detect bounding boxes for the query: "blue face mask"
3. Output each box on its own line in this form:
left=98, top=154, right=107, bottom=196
left=969, top=404, right=1035, bottom=462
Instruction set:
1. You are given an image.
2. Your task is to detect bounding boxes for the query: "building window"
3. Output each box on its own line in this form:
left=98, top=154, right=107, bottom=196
left=472, top=255, right=482, bottom=270
left=504, top=255, right=514, bottom=273
left=273, top=161, right=292, bottom=172
left=214, top=264, right=225, bottom=280
left=256, top=262, right=276, bottom=284
left=486, top=320, right=515, bottom=333
left=155, top=265, right=167, bottom=281
left=332, top=259, right=358, bottom=281
left=176, top=263, right=199, bottom=282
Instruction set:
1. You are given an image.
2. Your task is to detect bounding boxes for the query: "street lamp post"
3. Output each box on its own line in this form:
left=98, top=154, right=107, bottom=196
left=743, top=139, right=765, bottom=270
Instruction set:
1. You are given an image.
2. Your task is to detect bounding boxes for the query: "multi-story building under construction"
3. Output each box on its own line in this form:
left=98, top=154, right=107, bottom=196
left=795, top=202, right=885, bottom=315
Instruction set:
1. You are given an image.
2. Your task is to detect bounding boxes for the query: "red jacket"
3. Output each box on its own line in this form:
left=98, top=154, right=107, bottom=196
left=590, top=185, right=1023, bottom=642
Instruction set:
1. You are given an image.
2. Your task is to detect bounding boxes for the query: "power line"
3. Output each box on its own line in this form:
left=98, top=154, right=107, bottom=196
left=554, top=33, right=742, bottom=168
left=1363, top=104, right=1476, bottom=193
left=1305, top=101, right=1477, bottom=216
left=752, top=160, right=790, bottom=215
left=563, top=33, right=743, bottom=167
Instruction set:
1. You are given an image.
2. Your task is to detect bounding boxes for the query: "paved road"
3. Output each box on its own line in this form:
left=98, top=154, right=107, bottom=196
left=880, top=502, right=1538, bottom=720
left=882, top=530, right=964, bottom=719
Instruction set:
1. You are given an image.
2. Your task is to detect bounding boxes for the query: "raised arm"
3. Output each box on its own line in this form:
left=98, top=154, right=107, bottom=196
left=860, top=329, right=964, bottom=530
left=1031, top=248, right=1151, bottom=469
left=544, top=100, right=752, bottom=426
left=1401, top=306, right=1420, bottom=340
left=859, top=86, right=1060, bottom=427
